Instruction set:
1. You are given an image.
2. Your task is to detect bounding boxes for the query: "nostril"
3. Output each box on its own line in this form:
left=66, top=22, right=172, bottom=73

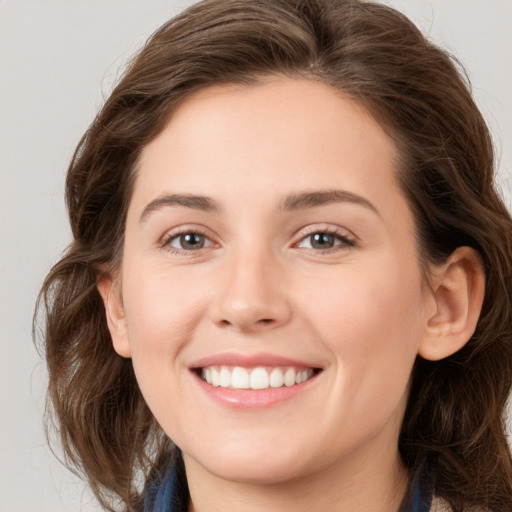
left=217, top=317, right=276, bottom=330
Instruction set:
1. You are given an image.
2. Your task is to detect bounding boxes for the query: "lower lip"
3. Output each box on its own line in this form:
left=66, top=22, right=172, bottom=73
left=192, top=371, right=320, bottom=409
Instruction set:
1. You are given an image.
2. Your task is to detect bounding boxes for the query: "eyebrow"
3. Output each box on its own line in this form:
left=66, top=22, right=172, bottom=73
left=140, top=188, right=379, bottom=222
left=280, top=190, right=380, bottom=215
left=140, top=193, right=219, bottom=222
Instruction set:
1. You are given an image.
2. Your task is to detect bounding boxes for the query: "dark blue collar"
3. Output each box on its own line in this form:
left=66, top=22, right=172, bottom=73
left=399, top=471, right=432, bottom=512
left=144, top=457, right=188, bottom=512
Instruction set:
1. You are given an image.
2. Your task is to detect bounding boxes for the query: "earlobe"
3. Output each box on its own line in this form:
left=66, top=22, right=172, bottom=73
left=97, top=273, right=132, bottom=358
left=418, top=247, right=485, bottom=361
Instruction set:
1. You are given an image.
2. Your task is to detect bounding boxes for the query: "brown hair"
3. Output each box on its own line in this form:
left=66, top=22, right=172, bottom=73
left=35, top=0, right=512, bottom=510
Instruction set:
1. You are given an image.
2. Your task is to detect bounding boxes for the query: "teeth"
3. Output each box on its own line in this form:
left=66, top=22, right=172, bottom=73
left=210, top=367, right=220, bottom=387
left=284, top=367, right=296, bottom=387
left=200, top=366, right=315, bottom=390
left=269, top=368, right=284, bottom=388
left=231, top=367, right=250, bottom=389
left=296, top=370, right=308, bottom=384
left=250, top=367, right=269, bottom=389
left=219, top=366, right=231, bottom=387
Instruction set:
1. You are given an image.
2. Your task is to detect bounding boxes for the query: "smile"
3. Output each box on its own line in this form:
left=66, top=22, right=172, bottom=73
left=200, top=366, right=316, bottom=390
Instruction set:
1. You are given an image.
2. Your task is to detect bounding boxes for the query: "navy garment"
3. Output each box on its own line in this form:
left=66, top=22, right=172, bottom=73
left=144, top=462, right=432, bottom=512
left=144, top=459, right=189, bottom=512
left=400, top=471, right=432, bottom=512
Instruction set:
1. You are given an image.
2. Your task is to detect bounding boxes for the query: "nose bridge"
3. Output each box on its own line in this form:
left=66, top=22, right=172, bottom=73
left=212, top=241, right=291, bottom=331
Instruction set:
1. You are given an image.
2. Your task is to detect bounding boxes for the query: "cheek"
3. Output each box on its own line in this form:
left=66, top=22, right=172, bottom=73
left=119, top=265, right=213, bottom=437
left=120, top=263, right=211, bottom=368
left=301, top=256, right=425, bottom=393
left=307, top=256, right=422, bottom=330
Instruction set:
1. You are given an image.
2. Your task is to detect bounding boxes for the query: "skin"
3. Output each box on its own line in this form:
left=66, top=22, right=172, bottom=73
left=99, top=77, right=485, bottom=511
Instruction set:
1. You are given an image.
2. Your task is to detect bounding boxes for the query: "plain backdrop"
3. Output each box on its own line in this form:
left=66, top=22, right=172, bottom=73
left=1, top=1, right=511, bottom=511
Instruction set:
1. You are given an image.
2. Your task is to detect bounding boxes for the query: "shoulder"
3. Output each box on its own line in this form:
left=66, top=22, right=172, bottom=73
left=429, top=496, right=489, bottom=512
left=429, top=496, right=451, bottom=511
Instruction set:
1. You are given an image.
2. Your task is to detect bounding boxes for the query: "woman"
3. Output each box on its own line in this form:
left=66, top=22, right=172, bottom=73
left=36, top=0, right=512, bottom=510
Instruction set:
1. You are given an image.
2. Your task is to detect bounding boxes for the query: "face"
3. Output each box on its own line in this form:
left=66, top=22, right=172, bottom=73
left=107, top=78, right=436, bottom=485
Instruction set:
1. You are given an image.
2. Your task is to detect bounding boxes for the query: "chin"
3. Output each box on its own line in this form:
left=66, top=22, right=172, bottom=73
left=184, top=441, right=312, bottom=485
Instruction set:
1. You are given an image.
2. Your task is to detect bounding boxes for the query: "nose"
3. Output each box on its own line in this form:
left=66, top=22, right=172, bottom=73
left=211, top=250, right=292, bottom=333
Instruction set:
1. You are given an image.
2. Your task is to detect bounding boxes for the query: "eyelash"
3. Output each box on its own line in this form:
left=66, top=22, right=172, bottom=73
left=161, top=228, right=214, bottom=255
left=293, top=227, right=357, bottom=253
left=161, top=227, right=357, bottom=255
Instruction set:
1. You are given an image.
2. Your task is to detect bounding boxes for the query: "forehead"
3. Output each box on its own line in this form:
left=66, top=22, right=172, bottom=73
left=133, top=77, right=402, bottom=204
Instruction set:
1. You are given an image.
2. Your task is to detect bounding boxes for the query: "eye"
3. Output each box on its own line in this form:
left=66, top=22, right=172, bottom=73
left=165, top=231, right=214, bottom=252
left=296, top=230, right=356, bottom=251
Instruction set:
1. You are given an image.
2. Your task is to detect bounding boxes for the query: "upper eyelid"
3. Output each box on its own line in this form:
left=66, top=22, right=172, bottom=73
left=160, top=229, right=217, bottom=255
left=293, top=224, right=358, bottom=242
left=160, top=225, right=215, bottom=243
left=295, top=233, right=356, bottom=250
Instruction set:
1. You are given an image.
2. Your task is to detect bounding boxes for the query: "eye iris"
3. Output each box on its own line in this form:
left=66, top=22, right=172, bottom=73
left=180, top=233, right=204, bottom=250
left=311, top=233, right=335, bottom=249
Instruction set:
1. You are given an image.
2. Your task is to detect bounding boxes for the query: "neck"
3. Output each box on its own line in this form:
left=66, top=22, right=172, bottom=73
left=185, top=443, right=409, bottom=512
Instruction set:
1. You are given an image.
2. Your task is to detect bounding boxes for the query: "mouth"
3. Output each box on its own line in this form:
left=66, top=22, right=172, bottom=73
left=197, top=365, right=319, bottom=390
left=189, top=353, right=323, bottom=408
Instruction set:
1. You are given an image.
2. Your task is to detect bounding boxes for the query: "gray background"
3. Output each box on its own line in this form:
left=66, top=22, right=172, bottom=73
left=1, top=1, right=511, bottom=511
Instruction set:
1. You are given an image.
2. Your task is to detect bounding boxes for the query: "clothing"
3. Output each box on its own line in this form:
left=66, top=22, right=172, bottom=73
left=144, top=460, right=189, bottom=512
left=143, top=460, right=434, bottom=512
left=400, top=471, right=432, bottom=512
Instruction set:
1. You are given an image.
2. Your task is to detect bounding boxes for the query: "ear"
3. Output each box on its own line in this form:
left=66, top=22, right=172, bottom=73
left=419, top=247, right=485, bottom=361
left=97, top=272, right=132, bottom=358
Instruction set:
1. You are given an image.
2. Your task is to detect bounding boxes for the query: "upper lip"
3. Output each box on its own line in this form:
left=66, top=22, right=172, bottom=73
left=189, top=352, right=322, bottom=370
